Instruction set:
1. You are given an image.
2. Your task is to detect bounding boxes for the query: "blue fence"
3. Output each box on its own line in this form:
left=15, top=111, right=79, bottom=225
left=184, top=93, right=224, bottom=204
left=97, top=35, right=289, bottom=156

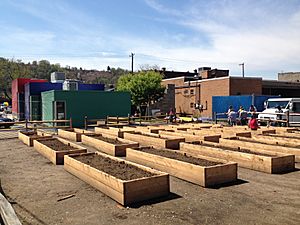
left=212, top=95, right=278, bottom=119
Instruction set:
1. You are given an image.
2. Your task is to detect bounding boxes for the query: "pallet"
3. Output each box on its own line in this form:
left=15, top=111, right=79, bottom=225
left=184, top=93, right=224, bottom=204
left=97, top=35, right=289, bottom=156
left=57, top=128, right=94, bottom=142
left=126, top=147, right=237, bottom=187
left=81, top=134, right=139, bottom=156
left=64, top=152, right=170, bottom=206
left=18, top=130, right=52, bottom=146
left=180, top=142, right=295, bottom=174
left=219, top=137, right=300, bottom=163
left=158, top=130, right=220, bottom=143
left=33, top=137, right=87, bottom=165
left=123, top=132, right=184, bottom=150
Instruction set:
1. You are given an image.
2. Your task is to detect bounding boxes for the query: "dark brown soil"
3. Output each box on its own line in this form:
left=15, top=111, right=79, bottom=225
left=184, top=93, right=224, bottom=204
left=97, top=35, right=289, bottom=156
left=92, top=135, right=124, bottom=144
left=138, top=147, right=222, bottom=166
left=38, top=139, right=77, bottom=151
left=75, top=154, right=155, bottom=180
left=22, top=132, right=36, bottom=136
left=196, top=142, right=274, bottom=157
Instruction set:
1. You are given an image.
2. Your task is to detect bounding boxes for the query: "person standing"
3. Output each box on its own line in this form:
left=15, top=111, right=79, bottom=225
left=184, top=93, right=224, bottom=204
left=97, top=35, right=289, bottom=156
left=238, top=106, right=248, bottom=125
left=249, top=104, right=257, bottom=118
left=227, top=106, right=237, bottom=126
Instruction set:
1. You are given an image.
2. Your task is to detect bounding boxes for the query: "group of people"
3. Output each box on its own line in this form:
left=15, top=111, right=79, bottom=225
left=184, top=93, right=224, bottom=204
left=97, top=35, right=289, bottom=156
left=227, top=105, right=258, bottom=130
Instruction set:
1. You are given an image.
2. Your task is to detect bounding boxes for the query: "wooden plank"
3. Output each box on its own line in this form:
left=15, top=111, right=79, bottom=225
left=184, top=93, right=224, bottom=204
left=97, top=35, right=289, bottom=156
left=180, top=142, right=295, bottom=174
left=158, top=130, right=220, bottom=143
left=0, top=192, right=22, bottom=225
left=64, top=152, right=169, bottom=205
left=219, top=137, right=300, bottom=163
left=18, top=130, right=52, bottom=146
left=126, top=147, right=237, bottom=187
left=95, top=127, right=124, bottom=138
left=57, top=129, right=82, bottom=142
left=123, top=132, right=184, bottom=150
left=33, top=137, right=87, bottom=165
left=187, top=128, right=252, bottom=139
left=81, top=134, right=139, bottom=156
left=267, top=132, right=300, bottom=139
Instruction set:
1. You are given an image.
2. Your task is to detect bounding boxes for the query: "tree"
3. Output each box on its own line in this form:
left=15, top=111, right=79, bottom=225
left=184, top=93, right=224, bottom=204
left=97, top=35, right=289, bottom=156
left=116, top=71, right=165, bottom=114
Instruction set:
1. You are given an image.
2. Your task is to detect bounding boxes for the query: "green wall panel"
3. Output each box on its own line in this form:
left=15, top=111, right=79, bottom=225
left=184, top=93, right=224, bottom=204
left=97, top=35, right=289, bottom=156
left=42, top=90, right=131, bottom=127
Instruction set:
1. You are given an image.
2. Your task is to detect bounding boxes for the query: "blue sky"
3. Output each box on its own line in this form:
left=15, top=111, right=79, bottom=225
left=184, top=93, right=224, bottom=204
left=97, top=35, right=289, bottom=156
left=0, top=0, right=300, bottom=79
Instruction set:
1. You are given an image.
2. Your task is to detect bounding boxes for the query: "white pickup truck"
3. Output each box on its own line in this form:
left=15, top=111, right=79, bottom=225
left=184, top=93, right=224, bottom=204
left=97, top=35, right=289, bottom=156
left=258, top=98, right=300, bottom=124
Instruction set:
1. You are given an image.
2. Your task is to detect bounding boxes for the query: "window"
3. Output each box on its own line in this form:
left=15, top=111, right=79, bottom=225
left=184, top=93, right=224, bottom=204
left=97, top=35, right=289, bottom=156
left=184, top=89, right=188, bottom=94
left=190, top=89, right=194, bottom=95
left=190, top=103, right=194, bottom=108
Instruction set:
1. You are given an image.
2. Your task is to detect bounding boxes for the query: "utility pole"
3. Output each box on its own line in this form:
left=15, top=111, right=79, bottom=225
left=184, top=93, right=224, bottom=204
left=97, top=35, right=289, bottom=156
left=239, top=63, right=245, bottom=78
left=129, top=52, right=135, bottom=74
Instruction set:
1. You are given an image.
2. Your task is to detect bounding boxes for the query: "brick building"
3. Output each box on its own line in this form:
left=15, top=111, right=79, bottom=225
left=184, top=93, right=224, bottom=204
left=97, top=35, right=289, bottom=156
left=161, top=67, right=300, bottom=118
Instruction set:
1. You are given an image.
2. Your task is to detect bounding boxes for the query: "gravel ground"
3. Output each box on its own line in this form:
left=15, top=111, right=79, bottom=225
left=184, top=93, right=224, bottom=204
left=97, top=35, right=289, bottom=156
left=0, top=138, right=299, bottom=225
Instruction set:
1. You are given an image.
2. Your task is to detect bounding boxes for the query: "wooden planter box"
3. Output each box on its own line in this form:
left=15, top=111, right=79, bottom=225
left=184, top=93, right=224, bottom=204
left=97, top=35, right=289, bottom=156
left=18, top=130, right=52, bottom=146
left=64, top=152, right=170, bottom=206
left=57, top=128, right=94, bottom=142
left=33, top=137, right=87, bottom=165
left=95, top=127, right=125, bottom=138
left=180, top=142, right=295, bottom=174
left=219, top=137, right=300, bottom=163
left=126, top=147, right=237, bottom=187
left=81, top=134, right=139, bottom=156
left=189, top=129, right=252, bottom=139
left=123, top=132, right=184, bottom=150
left=158, top=130, right=220, bottom=143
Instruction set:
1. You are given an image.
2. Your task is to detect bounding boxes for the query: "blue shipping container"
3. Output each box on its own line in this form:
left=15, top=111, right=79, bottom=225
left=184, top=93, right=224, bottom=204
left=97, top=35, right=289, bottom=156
left=78, top=83, right=105, bottom=91
left=212, top=95, right=278, bottom=119
left=25, top=82, right=63, bottom=119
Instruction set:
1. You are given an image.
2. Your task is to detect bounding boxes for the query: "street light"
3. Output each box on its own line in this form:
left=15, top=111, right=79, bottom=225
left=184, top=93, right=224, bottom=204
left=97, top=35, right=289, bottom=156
left=239, top=63, right=245, bottom=78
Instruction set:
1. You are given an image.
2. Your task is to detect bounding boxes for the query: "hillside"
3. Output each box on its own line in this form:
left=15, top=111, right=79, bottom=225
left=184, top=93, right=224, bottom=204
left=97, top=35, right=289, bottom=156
left=0, top=58, right=129, bottom=100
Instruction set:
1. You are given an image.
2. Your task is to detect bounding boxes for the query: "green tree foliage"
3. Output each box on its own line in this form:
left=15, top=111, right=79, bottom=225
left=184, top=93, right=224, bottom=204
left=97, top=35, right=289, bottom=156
left=117, top=70, right=165, bottom=108
left=0, top=57, right=130, bottom=100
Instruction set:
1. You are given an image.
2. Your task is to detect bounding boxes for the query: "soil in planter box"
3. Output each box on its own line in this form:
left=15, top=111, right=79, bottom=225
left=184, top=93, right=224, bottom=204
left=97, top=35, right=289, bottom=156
left=92, top=136, right=124, bottom=144
left=38, top=139, right=77, bottom=151
left=75, top=154, right=155, bottom=180
left=138, top=147, right=222, bottom=166
left=196, top=143, right=275, bottom=157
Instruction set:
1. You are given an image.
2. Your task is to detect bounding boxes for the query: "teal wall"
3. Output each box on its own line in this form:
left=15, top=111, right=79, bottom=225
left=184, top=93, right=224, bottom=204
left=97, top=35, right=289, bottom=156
left=41, top=90, right=131, bottom=127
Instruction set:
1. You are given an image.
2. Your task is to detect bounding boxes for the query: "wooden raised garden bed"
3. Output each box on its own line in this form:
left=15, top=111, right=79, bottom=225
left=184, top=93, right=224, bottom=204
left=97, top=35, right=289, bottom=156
left=218, top=137, right=300, bottom=163
left=64, top=152, right=170, bottom=206
left=123, top=132, right=184, bottom=150
left=95, top=127, right=125, bottom=138
left=81, top=134, right=138, bottom=156
left=180, top=142, right=295, bottom=174
left=158, top=130, right=220, bottom=143
left=33, top=137, right=87, bottom=165
left=126, top=146, right=237, bottom=187
left=188, top=129, right=252, bottom=139
left=18, top=130, right=52, bottom=146
left=57, top=128, right=94, bottom=142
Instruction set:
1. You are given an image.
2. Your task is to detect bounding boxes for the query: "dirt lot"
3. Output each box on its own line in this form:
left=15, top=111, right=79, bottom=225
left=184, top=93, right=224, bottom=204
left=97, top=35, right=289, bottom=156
left=1, top=138, right=300, bottom=225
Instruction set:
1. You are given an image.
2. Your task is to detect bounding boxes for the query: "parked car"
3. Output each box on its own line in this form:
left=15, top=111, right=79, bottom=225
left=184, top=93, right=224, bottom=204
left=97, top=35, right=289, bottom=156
left=0, top=117, right=14, bottom=128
